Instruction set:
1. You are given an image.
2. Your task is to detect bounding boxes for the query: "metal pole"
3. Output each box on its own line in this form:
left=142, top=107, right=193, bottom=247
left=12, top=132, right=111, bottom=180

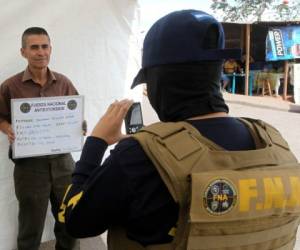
left=283, top=60, right=289, bottom=100
left=244, top=24, right=250, bottom=96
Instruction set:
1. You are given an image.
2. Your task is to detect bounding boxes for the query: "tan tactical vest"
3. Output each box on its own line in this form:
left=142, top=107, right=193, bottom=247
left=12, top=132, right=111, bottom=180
left=107, top=118, right=300, bottom=250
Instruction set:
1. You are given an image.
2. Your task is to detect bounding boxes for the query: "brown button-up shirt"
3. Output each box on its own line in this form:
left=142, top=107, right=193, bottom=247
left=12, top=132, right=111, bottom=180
left=0, top=67, right=78, bottom=123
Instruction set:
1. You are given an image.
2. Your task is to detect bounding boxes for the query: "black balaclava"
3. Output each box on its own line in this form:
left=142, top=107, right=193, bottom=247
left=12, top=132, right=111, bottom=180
left=144, top=23, right=229, bottom=122
left=145, top=61, right=228, bottom=122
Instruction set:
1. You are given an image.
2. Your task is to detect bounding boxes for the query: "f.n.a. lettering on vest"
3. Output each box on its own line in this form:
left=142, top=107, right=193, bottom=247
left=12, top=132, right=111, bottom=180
left=239, top=175, right=300, bottom=212
left=272, top=29, right=285, bottom=57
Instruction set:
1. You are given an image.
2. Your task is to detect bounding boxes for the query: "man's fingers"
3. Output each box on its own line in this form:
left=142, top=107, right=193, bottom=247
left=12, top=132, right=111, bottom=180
left=101, top=99, right=134, bottom=125
left=106, top=100, right=125, bottom=115
left=106, top=99, right=133, bottom=119
left=8, top=131, right=15, bottom=139
left=8, top=133, right=15, bottom=144
left=105, top=100, right=118, bottom=115
left=116, top=99, right=134, bottom=119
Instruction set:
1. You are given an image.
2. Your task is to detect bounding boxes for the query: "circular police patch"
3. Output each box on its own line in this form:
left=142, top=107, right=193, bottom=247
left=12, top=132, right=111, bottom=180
left=20, top=103, right=31, bottom=113
left=67, top=100, right=77, bottom=110
left=203, top=179, right=237, bottom=215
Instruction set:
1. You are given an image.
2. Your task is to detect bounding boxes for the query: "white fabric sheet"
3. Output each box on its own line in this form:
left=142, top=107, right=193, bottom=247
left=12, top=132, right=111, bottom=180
left=0, top=1, right=140, bottom=249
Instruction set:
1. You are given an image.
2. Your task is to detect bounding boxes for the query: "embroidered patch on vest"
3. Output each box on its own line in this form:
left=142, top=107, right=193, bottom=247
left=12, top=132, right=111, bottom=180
left=203, top=179, right=237, bottom=215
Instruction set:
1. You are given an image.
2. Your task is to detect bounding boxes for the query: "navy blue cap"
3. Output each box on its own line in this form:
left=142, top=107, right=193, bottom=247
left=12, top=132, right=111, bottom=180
left=131, top=9, right=241, bottom=88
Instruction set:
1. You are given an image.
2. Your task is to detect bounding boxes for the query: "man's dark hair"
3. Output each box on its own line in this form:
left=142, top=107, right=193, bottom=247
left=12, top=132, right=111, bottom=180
left=21, top=27, right=50, bottom=48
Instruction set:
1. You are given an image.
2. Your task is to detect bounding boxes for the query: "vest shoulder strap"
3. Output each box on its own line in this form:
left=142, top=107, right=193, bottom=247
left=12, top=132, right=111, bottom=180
left=133, top=119, right=296, bottom=203
left=138, top=121, right=224, bottom=154
left=239, top=117, right=291, bottom=150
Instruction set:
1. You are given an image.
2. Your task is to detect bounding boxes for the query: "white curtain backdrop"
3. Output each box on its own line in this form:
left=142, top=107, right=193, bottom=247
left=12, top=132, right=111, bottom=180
left=0, top=1, right=141, bottom=249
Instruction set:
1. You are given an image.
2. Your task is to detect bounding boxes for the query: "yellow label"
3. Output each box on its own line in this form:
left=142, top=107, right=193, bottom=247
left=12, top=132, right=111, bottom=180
left=286, top=176, right=300, bottom=207
left=239, top=179, right=257, bottom=212
left=239, top=176, right=300, bottom=212
left=263, top=177, right=285, bottom=209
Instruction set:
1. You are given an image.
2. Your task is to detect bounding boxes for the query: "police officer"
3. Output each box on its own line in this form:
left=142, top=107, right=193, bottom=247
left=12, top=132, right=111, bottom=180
left=60, top=10, right=300, bottom=250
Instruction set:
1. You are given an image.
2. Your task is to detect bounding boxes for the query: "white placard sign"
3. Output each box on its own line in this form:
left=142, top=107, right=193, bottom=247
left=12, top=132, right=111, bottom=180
left=11, top=95, right=84, bottom=158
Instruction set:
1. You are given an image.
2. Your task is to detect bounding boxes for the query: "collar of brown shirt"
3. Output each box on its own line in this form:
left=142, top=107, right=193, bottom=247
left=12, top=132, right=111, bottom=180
left=22, top=67, right=56, bottom=85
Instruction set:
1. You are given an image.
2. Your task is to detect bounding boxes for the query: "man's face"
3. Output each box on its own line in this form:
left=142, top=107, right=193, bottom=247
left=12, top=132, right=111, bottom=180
left=21, top=34, right=51, bottom=70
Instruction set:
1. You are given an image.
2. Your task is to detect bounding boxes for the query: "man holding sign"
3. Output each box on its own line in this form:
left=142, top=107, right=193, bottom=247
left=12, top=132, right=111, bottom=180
left=0, top=27, right=79, bottom=250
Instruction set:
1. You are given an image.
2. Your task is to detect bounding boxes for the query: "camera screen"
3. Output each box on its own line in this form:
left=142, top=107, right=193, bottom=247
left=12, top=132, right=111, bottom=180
left=130, top=105, right=142, bottom=125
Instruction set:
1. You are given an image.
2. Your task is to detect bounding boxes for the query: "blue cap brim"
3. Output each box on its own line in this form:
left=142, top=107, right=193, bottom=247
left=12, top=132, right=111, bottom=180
left=131, top=69, right=146, bottom=89
left=131, top=48, right=241, bottom=89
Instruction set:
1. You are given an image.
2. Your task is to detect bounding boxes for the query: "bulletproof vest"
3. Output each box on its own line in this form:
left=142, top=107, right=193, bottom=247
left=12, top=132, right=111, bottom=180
left=107, top=118, right=300, bottom=250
